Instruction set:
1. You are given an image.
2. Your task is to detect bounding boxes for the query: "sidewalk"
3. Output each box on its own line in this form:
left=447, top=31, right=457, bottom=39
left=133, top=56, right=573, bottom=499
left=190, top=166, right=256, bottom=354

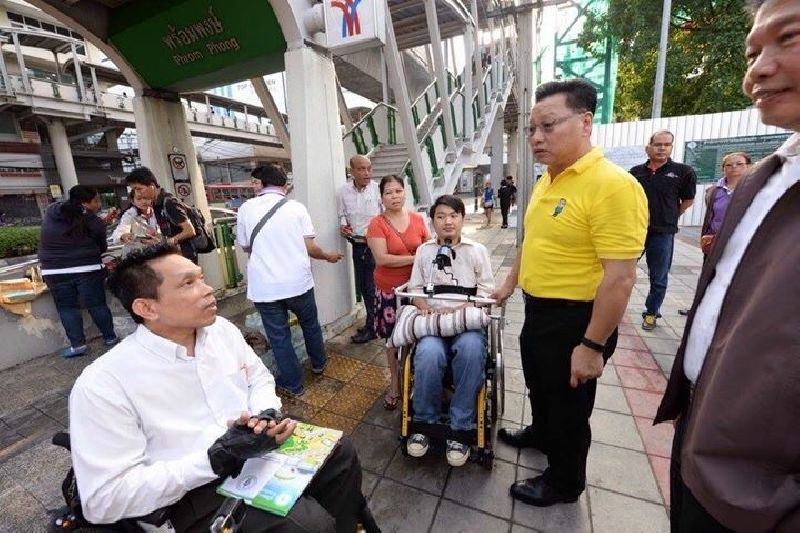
left=0, top=205, right=703, bottom=532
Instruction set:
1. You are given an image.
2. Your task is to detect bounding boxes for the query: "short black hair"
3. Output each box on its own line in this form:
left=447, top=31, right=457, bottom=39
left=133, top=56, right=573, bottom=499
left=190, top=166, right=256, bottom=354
left=535, top=79, right=597, bottom=114
left=429, top=194, right=465, bottom=219
left=649, top=130, right=674, bottom=144
left=126, top=167, right=158, bottom=187
left=106, top=243, right=180, bottom=324
left=251, top=164, right=287, bottom=188
left=379, top=174, right=404, bottom=195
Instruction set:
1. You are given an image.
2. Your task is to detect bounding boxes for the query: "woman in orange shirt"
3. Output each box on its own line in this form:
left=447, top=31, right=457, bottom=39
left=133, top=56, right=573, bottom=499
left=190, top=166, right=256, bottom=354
left=367, top=175, right=430, bottom=410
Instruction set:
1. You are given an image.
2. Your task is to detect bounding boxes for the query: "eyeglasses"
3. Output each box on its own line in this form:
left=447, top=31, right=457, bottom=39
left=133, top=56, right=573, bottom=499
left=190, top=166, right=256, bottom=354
left=525, top=112, right=585, bottom=137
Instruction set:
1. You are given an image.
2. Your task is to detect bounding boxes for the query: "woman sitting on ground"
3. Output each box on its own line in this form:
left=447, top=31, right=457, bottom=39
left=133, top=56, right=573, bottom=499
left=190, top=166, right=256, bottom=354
left=366, top=175, right=429, bottom=410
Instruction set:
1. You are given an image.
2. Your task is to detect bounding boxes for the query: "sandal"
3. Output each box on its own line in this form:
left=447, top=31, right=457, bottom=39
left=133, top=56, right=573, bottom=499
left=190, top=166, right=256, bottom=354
left=383, top=392, right=399, bottom=411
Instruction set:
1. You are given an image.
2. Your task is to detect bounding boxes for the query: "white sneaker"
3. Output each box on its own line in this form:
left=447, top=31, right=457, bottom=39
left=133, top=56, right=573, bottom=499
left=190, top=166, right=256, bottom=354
left=407, top=433, right=429, bottom=457
left=446, top=440, right=470, bottom=467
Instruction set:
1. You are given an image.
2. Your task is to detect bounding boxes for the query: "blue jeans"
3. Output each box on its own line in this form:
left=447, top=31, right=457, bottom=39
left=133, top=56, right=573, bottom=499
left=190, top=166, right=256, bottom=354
left=44, top=270, right=116, bottom=349
left=643, top=231, right=675, bottom=317
left=351, top=243, right=376, bottom=330
left=413, top=330, right=486, bottom=431
left=255, top=288, right=327, bottom=393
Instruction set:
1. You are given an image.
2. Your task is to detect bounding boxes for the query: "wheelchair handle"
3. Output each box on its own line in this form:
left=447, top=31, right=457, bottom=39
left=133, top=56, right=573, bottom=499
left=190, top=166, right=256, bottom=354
left=394, top=283, right=498, bottom=306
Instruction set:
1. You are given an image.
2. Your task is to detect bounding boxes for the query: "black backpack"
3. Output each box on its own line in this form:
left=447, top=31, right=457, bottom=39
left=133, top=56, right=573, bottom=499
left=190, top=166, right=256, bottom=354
left=161, top=195, right=216, bottom=254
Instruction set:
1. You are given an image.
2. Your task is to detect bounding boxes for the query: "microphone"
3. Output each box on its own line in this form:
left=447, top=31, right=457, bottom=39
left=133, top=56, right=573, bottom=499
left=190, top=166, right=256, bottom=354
left=434, top=238, right=456, bottom=269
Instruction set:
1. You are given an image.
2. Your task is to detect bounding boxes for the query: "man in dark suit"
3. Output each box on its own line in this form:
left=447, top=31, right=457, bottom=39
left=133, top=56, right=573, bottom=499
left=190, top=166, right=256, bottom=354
left=656, top=1, right=800, bottom=531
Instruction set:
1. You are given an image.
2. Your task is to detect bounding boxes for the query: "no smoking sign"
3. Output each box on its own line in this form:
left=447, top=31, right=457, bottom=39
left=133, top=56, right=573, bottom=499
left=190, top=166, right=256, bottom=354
left=168, top=153, right=190, bottom=182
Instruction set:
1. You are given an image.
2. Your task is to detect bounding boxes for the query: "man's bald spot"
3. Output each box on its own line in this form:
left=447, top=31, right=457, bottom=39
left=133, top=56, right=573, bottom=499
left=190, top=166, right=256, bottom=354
left=350, top=155, right=370, bottom=168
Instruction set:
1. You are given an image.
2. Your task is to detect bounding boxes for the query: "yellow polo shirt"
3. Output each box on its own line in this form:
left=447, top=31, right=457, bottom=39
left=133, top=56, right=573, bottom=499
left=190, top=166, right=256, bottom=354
left=519, top=147, right=648, bottom=300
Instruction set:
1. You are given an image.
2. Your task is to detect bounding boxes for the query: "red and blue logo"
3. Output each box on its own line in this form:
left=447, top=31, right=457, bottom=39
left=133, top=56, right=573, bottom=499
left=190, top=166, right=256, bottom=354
left=331, top=0, right=362, bottom=38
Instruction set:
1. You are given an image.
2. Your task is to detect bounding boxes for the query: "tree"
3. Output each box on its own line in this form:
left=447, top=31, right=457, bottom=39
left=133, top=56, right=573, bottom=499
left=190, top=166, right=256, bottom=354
left=578, top=0, right=753, bottom=121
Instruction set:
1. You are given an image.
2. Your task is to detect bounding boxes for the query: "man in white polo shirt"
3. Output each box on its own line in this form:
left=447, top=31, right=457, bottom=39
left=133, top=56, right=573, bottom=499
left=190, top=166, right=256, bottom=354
left=237, top=164, right=343, bottom=396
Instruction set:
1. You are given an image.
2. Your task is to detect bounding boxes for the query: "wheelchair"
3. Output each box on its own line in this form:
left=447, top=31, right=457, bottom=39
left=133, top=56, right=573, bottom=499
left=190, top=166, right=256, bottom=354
left=393, top=284, right=505, bottom=469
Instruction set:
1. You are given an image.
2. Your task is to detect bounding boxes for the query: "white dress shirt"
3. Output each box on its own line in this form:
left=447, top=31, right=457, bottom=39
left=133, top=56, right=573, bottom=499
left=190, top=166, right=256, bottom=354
left=236, top=188, right=316, bottom=302
left=69, top=316, right=281, bottom=524
left=408, top=237, right=495, bottom=310
left=684, top=133, right=800, bottom=383
left=336, top=180, right=382, bottom=237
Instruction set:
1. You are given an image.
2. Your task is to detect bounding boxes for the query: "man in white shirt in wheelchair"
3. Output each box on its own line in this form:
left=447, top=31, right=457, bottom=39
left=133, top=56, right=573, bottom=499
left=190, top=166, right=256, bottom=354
left=406, top=194, right=495, bottom=466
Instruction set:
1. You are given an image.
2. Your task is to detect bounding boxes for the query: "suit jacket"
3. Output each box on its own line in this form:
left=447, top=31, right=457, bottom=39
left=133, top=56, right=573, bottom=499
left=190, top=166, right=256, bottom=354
left=656, top=153, right=800, bottom=532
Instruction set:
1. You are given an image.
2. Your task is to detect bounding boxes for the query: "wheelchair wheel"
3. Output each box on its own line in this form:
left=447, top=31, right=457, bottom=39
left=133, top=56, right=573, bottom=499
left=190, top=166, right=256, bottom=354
left=490, top=317, right=505, bottom=423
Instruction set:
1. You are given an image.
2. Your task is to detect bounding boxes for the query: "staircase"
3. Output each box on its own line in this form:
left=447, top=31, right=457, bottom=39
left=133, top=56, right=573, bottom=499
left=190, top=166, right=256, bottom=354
left=342, top=49, right=514, bottom=207
left=370, top=144, right=410, bottom=178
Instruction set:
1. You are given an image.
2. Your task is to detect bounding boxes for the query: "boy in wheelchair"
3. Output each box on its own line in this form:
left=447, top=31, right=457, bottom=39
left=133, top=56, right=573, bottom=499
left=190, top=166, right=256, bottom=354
left=405, top=195, right=495, bottom=466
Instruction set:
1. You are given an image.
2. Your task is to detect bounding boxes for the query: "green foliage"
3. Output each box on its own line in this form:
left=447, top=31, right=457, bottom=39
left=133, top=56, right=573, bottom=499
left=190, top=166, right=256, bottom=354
left=0, top=227, right=40, bottom=258
left=578, top=0, right=753, bottom=121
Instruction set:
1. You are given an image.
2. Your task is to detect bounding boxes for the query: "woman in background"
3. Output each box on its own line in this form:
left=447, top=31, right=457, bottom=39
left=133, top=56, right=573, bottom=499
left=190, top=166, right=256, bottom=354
left=38, top=185, right=118, bottom=357
left=482, top=178, right=495, bottom=226
left=367, top=175, right=429, bottom=410
left=701, top=151, right=752, bottom=256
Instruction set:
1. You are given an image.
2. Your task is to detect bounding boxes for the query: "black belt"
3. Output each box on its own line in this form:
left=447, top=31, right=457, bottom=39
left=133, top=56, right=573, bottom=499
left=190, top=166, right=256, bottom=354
left=523, top=292, right=594, bottom=308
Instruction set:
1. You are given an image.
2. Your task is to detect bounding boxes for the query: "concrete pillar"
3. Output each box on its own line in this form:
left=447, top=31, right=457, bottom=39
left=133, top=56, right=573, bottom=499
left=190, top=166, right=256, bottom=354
left=490, top=112, right=504, bottom=190
left=470, top=0, right=485, bottom=111
left=250, top=77, right=291, bottom=157
left=46, top=119, right=79, bottom=192
left=464, top=25, right=475, bottom=138
left=70, top=41, right=86, bottom=101
left=284, top=46, right=354, bottom=327
left=423, top=0, right=455, bottom=153
left=131, top=93, right=225, bottom=288
left=516, top=6, right=535, bottom=244
left=507, top=129, right=519, bottom=182
left=11, top=31, right=31, bottom=93
left=0, top=44, right=10, bottom=93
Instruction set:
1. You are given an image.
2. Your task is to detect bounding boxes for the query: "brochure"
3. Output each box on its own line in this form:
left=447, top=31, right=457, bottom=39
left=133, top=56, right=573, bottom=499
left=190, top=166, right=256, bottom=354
left=216, top=423, right=342, bottom=516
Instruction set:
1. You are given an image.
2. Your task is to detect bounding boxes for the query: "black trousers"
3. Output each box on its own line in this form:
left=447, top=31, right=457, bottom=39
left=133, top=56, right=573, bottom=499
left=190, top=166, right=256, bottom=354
left=670, top=412, right=730, bottom=533
left=169, top=438, right=364, bottom=533
left=519, top=295, right=617, bottom=494
left=500, top=201, right=511, bottom=226
left=351, top=243, right=376, bottom=331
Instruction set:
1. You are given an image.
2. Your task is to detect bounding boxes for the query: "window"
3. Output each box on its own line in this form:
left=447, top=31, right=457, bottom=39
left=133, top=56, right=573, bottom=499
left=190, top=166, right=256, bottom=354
left=0, top=112, right=19, bottom=137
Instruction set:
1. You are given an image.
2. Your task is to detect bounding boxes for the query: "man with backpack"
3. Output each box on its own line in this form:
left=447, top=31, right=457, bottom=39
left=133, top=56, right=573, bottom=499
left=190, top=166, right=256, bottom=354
left=125, top=167, right=212, bottom=264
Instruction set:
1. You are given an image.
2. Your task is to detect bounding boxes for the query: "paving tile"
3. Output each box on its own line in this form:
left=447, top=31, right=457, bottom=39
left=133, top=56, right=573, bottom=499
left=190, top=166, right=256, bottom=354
left=617, top=323, right=638, bottom=336
left=362, top=396, right=402, bottom=429
left=368, top=352, right=390, bottom=368
left=642, top=337, right=681, bottom=356
left=369, top=478, right=438, bottom=533
left=586, top=443, right=662, bottom=503
left=513, top=466, right=591, bottom=532
left=444, top=459, right=516, bottom=519
left=612, top=349, right=661, bottom=371
left=326, top=382, right=379, bottom=420
left=350, top=423, right=399, bottom=474
left=616, top=335, right=648, bottom=352
left=0, top=426, right=20, bottom=451
left=503, top=334, right=520, bottom=350
left=1, top=439, right=71, bottom=510
left=504, top=350, right=523, bottom=370
left=597, top=365, right=620, bottom=387
left=351, top=364, right=391, bottom=391
left=637, top=325, right=680, bottom=340
left=594, top=383, right=631, bottom=415
left=329, top=340, right=384, bottom=363
left=622, top=389, right=664, bottom=419
left=511, top=526, right=537, bottom=533
left=505, top=368, right=527, bottom=394
left=319, top=354, right=366, bottom=381
left=361, top=470, right=380, bottom=499
left=589, top=487, right=670, bottom=533
left=634, top=417, right=674, bottom=459
left=653, top=354, right=675, bottom=376
left=502, top=391, right=525, bottom=425
left=590, top=410, right=644, bottom=451
left=0, top=486, right=48, bottom=533
left=0, top=406, right=63, bottom=439
left=431, top=499, right=511, bottom=532
left=649, top=454, right=672, bottom=508
left=384, top=448, right=450, bottom=496
left=517, top=446, right=547, bottom=471
left=309, top=409, right=359, bottom=435
left=299, top=376, right=344, bottom=408
left=616, top=367, right=667, bottom=393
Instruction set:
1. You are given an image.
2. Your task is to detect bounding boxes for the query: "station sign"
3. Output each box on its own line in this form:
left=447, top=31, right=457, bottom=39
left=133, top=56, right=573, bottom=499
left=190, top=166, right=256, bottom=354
left=323, top=0, right=386, bottom=54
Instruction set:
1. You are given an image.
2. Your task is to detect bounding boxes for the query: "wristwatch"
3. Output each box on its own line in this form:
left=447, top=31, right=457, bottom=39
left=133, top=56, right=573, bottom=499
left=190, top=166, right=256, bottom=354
left=580, top=336, right=606, bottom=353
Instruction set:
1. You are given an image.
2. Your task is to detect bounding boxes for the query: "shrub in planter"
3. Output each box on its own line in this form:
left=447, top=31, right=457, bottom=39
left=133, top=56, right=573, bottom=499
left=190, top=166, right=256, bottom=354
left=0, top=227, right=40, bottom=258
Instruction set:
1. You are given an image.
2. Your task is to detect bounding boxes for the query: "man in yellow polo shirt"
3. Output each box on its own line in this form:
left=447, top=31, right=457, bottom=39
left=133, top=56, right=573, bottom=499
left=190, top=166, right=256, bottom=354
left=492, top=79, right=647, bottom=507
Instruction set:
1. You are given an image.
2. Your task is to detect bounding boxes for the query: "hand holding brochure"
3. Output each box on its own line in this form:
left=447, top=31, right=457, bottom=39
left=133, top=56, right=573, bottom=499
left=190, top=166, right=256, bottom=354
left=216, top=423, right=342, bottom=516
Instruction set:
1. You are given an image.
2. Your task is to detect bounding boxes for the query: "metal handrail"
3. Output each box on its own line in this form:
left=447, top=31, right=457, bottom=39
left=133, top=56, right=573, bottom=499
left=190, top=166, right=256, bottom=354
left=341, top=102, right=398, bottom=139
left=411, top=80, right=438, bottom=110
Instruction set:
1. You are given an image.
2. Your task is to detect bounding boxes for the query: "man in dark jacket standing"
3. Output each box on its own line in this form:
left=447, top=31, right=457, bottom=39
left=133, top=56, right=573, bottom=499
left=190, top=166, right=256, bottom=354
left=629, top=131, right=696, bottom=331
left=497, top=176, right=517, bottom=228
left=656, top=1, right=800, bottom=531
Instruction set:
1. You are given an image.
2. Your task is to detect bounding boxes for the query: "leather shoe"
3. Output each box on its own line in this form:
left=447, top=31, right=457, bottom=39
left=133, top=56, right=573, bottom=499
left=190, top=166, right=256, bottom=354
left=351, top=329, right=377, bottom=344
left=510, top=475, right=580, bottom=507
left=498, top=425, right=545, bottom=451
